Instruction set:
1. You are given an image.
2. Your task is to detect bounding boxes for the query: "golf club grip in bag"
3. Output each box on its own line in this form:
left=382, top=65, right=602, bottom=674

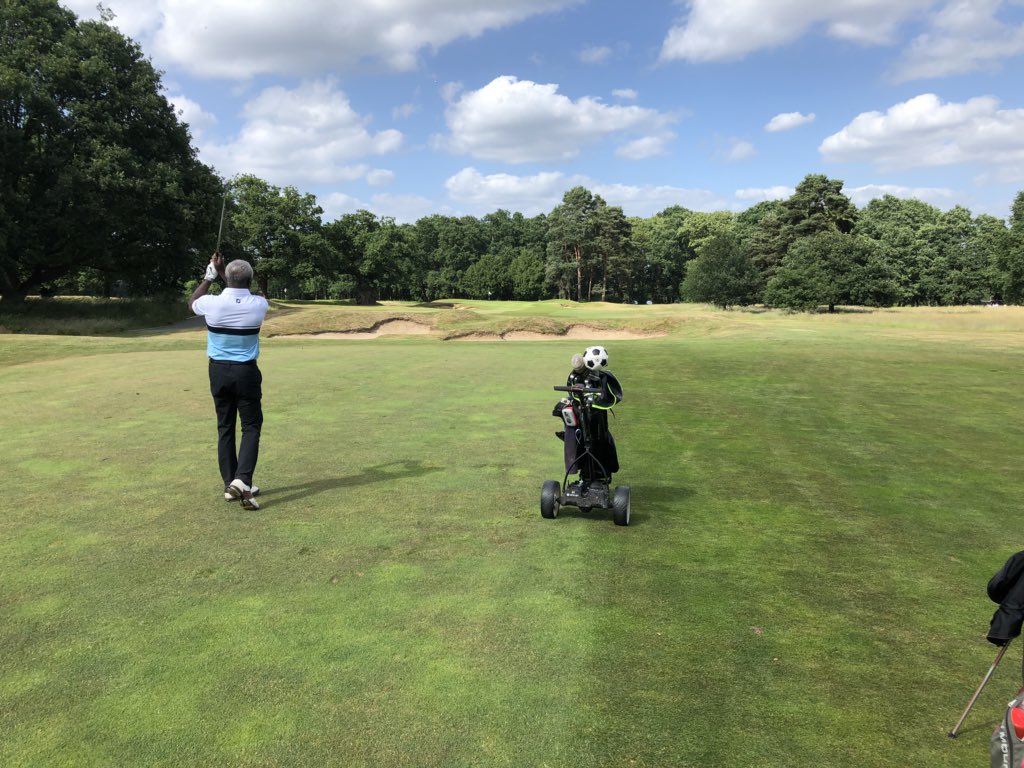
left=991, top=690, right=1024, bottom=768
left=989, top=551, right=1024, bottom=646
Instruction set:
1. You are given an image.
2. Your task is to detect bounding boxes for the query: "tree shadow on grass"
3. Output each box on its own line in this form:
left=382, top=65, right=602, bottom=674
left=260, top=460, right=442, bottom=507
left=817, top=306, right=876, bottom=314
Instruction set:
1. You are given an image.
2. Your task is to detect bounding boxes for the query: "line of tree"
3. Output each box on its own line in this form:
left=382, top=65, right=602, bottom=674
left=5, top=0, right=1024, bottom=311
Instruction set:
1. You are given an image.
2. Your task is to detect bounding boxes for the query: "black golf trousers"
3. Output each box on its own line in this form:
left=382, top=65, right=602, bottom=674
left=208, top=359, right=263, bottom=487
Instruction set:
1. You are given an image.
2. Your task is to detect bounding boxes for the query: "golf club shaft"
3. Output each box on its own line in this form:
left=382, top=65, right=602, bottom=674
left=215, top=194, right=227, bottom=253
left=949, top=641, right=1011, bottom=738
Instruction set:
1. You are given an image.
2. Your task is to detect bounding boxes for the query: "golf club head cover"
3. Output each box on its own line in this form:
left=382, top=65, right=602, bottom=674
left=989, top=550, right=1024, bottom=604
left=571, top=353, right=586, bottom=373
left=988, top=603, right=1024, bottom=646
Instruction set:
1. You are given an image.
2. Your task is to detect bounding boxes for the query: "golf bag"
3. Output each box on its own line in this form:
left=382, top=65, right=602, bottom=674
left=990, top=690, right=1024, bottom=767
left=552, top=369, right=622, bottom=480
left=989, top=551, right=1024, bottom=646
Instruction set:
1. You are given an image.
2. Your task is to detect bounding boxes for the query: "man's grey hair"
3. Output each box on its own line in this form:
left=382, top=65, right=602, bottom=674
left=225, top=259, right=254, bottom=288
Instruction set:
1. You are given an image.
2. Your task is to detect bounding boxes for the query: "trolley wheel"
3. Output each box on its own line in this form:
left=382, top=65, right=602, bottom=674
left=541, top=480, right=561, bottom=519
left=612, top=485, right=631, bottom=526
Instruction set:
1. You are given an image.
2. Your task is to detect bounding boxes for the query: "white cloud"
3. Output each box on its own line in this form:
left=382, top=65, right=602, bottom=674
left=320, top=191, right=368, bottom=222
left=591, top=182, right=726, bottom=215
left=320, top=191, right=454, bottom=224
left=367, top=193, right=449, bottom=223
left=890, top=0, right=1024, bottom=81
left=735, top=186, right=795, bottom=202
left=844, top=183, right=957, bottom=208
left=392, top=103, right=418, bottom=120
left=441, top=82, right=464, bottom=103
left=613, top=89, right=638, bottom=99
left=616, top=135, right=674, bottom=160
left=440, top=75, right=674, bottom=163
left=366, top=169, right=396, bottom=187
left=445, top=167, right=726, bottom=217
left=69, top=0, right=583, bottom=79
left=660, top=0, right=938, bottom=62
left=62, top=0, right=164, bottom=38
left=446, top=167, right=572, bottom=215
left=719, top=139, right=756, bottom=162
left=819, top=93, right=1024, bottom=177
left=579, top=46, right=612, bottom=64
left=764, top=111, right=816, bottom=132
left=199, top=79, right=403, bottom=185
left=167, top=93, right=217, bottom=139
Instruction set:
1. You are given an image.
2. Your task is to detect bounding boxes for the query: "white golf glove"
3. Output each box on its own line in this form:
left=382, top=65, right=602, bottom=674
left=203, top=262, right=218, bottom=282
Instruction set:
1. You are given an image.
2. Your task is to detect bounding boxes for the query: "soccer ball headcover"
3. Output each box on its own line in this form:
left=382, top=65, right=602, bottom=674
left=583, top=346, right=608, bottom=371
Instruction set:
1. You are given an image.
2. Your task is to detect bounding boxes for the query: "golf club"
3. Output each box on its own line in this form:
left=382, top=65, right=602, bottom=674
left=949, top=641, right=1012, bottom=738
left=215, top=193, right=227, bottom=253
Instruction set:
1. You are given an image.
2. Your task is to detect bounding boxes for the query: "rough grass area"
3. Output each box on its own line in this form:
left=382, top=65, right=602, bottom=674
left=0, top=296, right=191, bottom=335
left=2, top=303, right=1024, bottom=766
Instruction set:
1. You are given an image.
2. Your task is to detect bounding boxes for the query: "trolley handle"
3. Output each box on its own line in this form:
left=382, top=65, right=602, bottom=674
left=554, top=385, right=604, bottom=394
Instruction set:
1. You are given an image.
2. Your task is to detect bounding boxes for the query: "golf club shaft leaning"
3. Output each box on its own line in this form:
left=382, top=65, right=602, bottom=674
left=215, top=194, right=227, bottom=253
left=949, top=641, right=1011, bottom=738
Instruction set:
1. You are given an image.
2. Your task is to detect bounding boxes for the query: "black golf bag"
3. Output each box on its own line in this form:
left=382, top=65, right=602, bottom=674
left=949, top=552, right=1024, bottom=740
left=985, top=552, right=1024, bottom=762
left=553, top=369, right=622, bottom=481
left=988, top=551, right=1024, bottom=646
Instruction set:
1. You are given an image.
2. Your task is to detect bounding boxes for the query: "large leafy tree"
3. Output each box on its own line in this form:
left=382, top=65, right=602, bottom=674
left=973, top=213, right=1012, bottom=303
left=545, top=187, right=632, bottom=302
left=460, top=251, right=512, bottom=299
left=591, top=203, right=633, bottom=302
left=325, top=211, right=413, bottom=305
left=629, top=206, right=692, bottom=303
left=780, top=174, right=858, bottom=248
left=918, top=206, right=991, bottom=305
left=736, top=199, right=785, bottom=297
left=227, top=175, right=326, bottom=298
left=508, top=248, right=546, bottom=300
left=413, top=215, right=485, bottom=299
left=0, top=0, right=220, bottom=302
left=679, top=211, right=735, bottom=257
left=474, top=209, right=547, bottom=301
left=1001, top=191, right=1024, bottom=303
left=546, top=186, right=601, bottom=301
left=680, top=230, right=757, bottom=309
left=765, top=231, right=892, bottom=312
left=855, top=196, right=941, bottom=305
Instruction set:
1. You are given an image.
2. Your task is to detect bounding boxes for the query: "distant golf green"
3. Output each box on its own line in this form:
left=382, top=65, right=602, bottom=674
left=2, top=301, right=1023, bottom=767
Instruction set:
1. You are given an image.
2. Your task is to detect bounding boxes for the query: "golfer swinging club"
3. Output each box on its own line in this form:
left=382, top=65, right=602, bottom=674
left=189, top=253, right=269, bottom=510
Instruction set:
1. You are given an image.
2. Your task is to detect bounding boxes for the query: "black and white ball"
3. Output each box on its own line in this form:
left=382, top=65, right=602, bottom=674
left=582, top=346, right=608, bottom=371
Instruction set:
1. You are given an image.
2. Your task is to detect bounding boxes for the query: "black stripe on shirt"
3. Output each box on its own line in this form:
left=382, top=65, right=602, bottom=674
left=206, top=324, right=262, bottom=336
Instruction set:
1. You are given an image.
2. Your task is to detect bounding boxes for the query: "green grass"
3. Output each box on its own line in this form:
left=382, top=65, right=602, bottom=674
left=2, top=302, right=1024, bottom=766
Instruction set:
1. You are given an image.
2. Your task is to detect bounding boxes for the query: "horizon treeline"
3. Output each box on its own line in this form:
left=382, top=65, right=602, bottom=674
left=4, top=0, right=1024, bottom=311
left=207, top=174, right=1024, bottom=311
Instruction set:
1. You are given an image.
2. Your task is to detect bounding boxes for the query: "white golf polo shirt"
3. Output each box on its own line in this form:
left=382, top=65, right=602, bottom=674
left=191, top=288, right=269, bottom=362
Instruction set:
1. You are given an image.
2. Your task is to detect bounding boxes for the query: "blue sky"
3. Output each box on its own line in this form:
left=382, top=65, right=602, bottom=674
left=64, top=0, right=1024, bottom=223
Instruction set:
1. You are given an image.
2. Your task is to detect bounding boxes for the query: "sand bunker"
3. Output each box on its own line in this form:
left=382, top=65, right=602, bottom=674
left=279, top=321, right=662, bottom=341
left=503, top=325, right=663, bottom=341
left=280, top=320, right=433, bottom=339
left=451, top=332, right=504, bottom=341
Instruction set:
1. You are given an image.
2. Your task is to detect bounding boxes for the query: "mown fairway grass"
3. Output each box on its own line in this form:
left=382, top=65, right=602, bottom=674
left=2, top=302, right=1024, bottom=766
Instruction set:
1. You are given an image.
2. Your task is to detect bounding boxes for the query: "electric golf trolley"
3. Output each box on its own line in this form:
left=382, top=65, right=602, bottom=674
left=541, top=372, right=631, bottom=526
